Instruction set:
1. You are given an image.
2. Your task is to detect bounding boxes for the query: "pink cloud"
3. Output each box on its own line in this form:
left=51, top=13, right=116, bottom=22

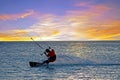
left=0, top=10, right=36, bottom=20
left=67, top=3, right=111, bottom=22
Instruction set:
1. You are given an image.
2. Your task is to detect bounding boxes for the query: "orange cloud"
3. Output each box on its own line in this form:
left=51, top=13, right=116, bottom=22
left=75, top=20, right=120, bottom=40
left=0, top=37, right=31, bottom=41
left=0, top=30, right=33, bottom=41
left=0, top=10, right=35, bottom=20
left=68, top=4, right=110, bottom=19
left=70, top=2, right=112, bottom=22
left=75, top=1, right=110, bottom=10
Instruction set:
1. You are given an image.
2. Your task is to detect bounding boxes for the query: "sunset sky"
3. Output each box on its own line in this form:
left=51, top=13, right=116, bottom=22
left=0, top=0, right=120, bottom=41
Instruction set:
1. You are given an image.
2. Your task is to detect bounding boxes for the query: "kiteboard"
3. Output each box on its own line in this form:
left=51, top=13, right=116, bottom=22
left=29, top=61, right=43, bottom=67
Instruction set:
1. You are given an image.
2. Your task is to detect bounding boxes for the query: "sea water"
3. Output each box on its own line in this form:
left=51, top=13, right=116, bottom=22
left=0, top=41, right=120, bottom=80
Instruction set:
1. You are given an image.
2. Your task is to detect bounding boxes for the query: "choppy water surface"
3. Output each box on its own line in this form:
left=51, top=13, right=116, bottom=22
left=0, top=41, right=120, bottom=80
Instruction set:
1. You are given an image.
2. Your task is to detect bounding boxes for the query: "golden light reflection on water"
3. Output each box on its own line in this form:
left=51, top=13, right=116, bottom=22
left=66, top=42, right=92, bottom=58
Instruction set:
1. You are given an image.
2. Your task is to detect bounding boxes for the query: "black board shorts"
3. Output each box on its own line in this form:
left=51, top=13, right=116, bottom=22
left=44, top=55, right=56, bottom=64
left=48, top=55, right=56, bottom=62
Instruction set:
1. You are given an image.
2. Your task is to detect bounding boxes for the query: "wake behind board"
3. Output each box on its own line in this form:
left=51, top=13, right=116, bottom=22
left=29, top=62, right=43, bottom=67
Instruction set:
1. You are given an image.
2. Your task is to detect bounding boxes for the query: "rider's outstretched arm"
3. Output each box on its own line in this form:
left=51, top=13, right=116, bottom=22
left=44, top=52, right=48, bottom=57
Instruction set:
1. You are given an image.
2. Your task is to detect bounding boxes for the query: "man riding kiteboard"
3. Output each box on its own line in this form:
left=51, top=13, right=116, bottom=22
left=29, top=46, right=56, bottom=67
left=42, top=48, right=56, bottom=65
